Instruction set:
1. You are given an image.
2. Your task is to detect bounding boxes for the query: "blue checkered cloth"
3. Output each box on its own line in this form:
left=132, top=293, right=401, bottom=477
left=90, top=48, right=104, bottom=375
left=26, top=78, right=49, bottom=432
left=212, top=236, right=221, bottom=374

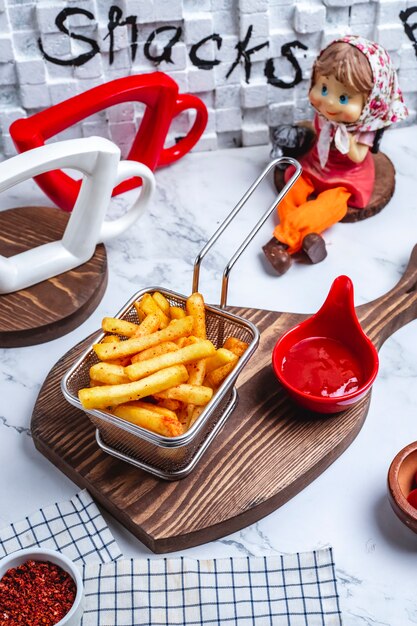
left=0, top=491, right=342, bottom=625
left=81, top=551, right=342, bottom=626
left=0, top=489, right=121, bottom=564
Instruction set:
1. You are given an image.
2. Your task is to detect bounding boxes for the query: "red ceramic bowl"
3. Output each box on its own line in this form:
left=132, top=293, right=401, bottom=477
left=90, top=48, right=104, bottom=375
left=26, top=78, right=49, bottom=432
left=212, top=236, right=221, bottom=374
left=272, top=276, right=379, bottom=414
left=387, top=441, right=417, bottom=534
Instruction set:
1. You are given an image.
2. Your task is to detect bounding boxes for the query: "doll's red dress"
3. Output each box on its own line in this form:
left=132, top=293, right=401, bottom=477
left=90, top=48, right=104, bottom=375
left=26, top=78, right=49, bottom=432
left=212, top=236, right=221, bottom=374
left=276, top=115, right=376, bottom=254
left=295, top=114, right=375, bottom=209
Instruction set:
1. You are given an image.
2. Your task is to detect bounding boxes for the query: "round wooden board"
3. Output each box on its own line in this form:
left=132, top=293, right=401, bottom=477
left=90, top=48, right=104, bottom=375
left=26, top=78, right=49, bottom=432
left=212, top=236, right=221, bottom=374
left=274, top=152, right=395, bottom=222
left=30, top=245, right=417, bottom=553
left=0, top=206, right=107, bottom=347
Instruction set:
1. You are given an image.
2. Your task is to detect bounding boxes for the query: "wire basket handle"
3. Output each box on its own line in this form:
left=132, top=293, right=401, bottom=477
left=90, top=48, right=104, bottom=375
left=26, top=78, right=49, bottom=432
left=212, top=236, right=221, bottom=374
left=192, top=157, right=302, bottom=308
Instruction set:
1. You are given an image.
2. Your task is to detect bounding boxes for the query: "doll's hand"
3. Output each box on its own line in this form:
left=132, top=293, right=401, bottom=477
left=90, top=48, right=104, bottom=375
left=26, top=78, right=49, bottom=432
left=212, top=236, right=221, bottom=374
left=348, top=133, right=370, bottom=163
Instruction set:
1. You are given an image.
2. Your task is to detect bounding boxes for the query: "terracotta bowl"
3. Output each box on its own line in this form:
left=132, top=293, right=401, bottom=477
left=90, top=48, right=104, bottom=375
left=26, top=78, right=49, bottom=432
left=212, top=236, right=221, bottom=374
left=387, top=441, right=417, bottom=534
left=0, top=547, right=84, bottom=625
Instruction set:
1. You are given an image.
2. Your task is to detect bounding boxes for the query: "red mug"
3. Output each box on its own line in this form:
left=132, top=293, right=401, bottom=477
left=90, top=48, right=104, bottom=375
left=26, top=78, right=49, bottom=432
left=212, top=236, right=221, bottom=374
left=10, top=72, right=208, bottom=212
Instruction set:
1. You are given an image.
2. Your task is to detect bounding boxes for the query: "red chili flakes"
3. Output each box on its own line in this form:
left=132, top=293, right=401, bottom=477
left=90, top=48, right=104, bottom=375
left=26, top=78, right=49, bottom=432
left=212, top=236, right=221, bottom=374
left=0, top=559, right=77, bottom=626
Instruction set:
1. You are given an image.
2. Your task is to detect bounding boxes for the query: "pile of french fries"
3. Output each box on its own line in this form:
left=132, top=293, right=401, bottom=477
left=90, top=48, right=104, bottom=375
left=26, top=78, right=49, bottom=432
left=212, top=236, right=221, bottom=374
left=78, top=291, right=248, bottom=437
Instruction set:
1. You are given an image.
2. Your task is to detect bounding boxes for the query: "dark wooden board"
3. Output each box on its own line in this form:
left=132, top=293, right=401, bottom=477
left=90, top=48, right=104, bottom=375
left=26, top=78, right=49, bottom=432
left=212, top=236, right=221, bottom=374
left=0, top=206, right=107, bottom=347
left=31, top=246, right=417, bottom=553
left=274, top=152, right=395, bottom=223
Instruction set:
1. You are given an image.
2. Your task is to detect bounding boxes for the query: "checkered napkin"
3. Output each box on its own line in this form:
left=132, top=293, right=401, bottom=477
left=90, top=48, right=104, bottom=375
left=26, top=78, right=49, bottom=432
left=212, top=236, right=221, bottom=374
left=81, top=550, right=342, bottom=626
left=0, top=489, right=121, bottom=564
left=0, top=490, right=342, bottom=625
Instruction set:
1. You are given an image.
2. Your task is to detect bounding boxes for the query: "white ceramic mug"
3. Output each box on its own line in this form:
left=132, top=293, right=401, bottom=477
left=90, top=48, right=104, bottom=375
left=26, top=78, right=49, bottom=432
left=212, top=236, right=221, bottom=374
left=0, top=136, right=155, bottom=293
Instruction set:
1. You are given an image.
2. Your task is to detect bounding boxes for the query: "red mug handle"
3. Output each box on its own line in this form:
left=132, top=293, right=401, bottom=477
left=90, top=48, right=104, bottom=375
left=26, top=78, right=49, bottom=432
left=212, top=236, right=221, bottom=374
left=157, top=94, right=208, bottom=167
left=10, top=73, right=207, bottom=212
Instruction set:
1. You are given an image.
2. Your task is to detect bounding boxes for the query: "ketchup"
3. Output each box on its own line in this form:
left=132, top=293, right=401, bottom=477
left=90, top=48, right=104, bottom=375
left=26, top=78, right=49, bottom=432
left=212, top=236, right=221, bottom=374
left=281, top=336, right=363, bottom=397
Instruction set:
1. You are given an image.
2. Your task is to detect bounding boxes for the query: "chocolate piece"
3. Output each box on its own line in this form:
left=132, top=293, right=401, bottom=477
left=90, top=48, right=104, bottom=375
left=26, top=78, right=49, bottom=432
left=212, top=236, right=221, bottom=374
left=302, top=233, right=327, bottom=264
left=262, top=237, right=292, bottom=275
left=270, top=124, right=316, bottom=160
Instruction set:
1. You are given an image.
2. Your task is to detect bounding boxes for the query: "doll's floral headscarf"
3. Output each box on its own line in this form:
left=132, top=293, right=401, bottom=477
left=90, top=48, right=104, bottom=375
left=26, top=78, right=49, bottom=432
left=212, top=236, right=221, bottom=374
left=338, top=35, right=408, bottom=132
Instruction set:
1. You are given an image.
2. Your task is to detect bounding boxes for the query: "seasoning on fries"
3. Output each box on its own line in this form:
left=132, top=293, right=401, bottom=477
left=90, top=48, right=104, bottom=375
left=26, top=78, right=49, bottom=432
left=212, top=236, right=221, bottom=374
left=77, top=291, right=249, bottom=437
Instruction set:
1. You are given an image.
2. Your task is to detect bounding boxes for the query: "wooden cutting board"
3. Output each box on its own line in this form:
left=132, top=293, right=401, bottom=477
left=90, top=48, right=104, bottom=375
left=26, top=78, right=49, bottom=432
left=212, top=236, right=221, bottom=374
left=0, top=206, right=107, bottom=347
left=31, top=245, right=417, bottom=553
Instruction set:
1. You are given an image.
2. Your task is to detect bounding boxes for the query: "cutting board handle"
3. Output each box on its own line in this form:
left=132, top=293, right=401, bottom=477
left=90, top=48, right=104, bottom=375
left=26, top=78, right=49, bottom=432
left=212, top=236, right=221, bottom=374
left=358, top=244, right=417, bottom=350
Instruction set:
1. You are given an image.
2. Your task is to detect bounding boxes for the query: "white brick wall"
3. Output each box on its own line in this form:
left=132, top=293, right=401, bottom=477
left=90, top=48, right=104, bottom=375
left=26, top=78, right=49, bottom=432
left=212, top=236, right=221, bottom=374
left=0, top=0, right=414, bottom=157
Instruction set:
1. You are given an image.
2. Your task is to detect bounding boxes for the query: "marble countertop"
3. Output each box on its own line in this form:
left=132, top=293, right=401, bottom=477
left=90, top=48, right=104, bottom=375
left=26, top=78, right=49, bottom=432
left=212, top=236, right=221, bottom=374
left=1, top=125, right=417, bottom=625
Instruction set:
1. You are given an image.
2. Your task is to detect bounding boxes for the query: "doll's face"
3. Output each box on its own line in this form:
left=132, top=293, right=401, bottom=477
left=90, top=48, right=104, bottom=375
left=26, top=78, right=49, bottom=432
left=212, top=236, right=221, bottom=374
left=309, top=74, right=365, bottom=124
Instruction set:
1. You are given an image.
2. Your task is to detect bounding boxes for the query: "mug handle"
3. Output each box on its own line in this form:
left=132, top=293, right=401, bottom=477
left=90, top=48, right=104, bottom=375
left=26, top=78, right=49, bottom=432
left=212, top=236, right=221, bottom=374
left=157, top=94, right=208, bottom=167
left=99, top=160, right=155, bottom=243
left=9, top=73, right=178, bottom=212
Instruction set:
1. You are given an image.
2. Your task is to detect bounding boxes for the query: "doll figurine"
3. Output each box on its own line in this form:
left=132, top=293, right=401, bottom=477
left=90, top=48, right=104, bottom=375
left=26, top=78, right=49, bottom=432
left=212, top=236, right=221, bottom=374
left=263, top=35, right=408, bottom=275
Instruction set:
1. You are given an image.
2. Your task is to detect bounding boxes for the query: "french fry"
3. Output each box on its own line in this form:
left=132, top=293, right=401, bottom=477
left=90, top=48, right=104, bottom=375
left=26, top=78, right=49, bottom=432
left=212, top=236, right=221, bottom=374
left=125, top=339, right=216, bottom=381
left=156, top=398, right=181, bottom=412
left=102, top=317, right=141, bottom=337
left=223, top=337, right=249, bottom=357
left=175, top=336, right=202, bottom=349
left=182, top=358, right=207, bottom=428
left=101, top=335, right=121, bottom=343
left=188, top=405, right=204, bottom=429
left=152, top=291, right=170, bottom=315
left=185, top=336, right=203, bottom=345
left=169, top=306, right=186, bottom=320
left=126, top=400, right=178, bottom=420
left=78, top=364, right=189, bottom=410
left=185, top=292, right=206, bottom=339
left=107, top=356, right=132, bottom=367
left=138, top=293, right=170, bottom=328
left=155, top=383, right=213, bottom=406
left=204, top=348, right=238, bottom=373
left=93, top=316, right=194, bottom=361
left=130, top=341, right=179, bottom=364
left=132, top=313, right=160, bottom=338
left=100, top=335, right=131, bottom=366
left=204, top=363, right=234, bottom=389
left=186, top=359, right=207, bottom=381
left=111, top=404, right=183, bottom=437
left=89, top=362, right=130, bottom=385
left=133, top=302, right=146, bottom=323
left=204, top=337, right=248, bottom=388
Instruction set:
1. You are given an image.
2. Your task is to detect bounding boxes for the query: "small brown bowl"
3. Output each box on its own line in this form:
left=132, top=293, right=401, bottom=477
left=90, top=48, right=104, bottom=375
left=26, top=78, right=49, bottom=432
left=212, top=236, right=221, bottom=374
left=387, top=441, right=417, bottom=533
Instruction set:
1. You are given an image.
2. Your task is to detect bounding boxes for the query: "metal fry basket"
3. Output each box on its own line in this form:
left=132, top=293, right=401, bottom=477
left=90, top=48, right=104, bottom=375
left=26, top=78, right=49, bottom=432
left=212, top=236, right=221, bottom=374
left=61, top=157, right=301, bottom=480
